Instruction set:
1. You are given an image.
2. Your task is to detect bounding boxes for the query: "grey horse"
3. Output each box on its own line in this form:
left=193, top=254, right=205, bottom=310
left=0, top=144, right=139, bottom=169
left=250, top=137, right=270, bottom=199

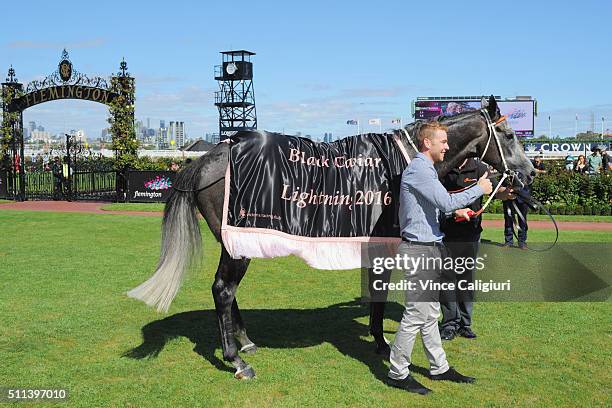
left=127, top=96, right=536, bottom=379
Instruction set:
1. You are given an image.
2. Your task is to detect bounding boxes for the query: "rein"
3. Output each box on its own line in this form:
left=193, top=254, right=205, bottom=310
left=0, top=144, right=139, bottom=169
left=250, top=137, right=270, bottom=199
left=507, top=191, right=559, bottom=252
left=172, top=176, right=225, bottom=193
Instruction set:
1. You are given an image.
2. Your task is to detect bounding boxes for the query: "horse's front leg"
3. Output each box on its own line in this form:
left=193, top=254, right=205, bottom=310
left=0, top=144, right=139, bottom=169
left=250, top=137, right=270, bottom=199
left=368, top=267, right=391, bottom=357
left=212, top=247, right=255, bottom=379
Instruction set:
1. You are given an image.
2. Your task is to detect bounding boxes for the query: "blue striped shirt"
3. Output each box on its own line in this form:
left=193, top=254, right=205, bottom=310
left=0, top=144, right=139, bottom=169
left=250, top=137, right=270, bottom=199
left=399, top=153, right=484, bottom=242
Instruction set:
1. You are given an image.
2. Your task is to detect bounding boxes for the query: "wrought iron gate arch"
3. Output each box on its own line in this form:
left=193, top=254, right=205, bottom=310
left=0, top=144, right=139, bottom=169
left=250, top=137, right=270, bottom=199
left=1, top=49, right=135, bottom=201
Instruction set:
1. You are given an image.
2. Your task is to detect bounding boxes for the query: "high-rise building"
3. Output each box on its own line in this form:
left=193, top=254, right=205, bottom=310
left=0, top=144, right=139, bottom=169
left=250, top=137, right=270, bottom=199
left=135, top=120, right=143, bottom=141
left=169, top=121, right=175, bottom=149
left=168, top=121, right=185, bottom=148
left=157, top=124, right=169, bottom=149
left=28, top=121, right=36, bottom=133
left=100, top=128, right=110, bottom=142
left=31, top=130, right=52, bottom=143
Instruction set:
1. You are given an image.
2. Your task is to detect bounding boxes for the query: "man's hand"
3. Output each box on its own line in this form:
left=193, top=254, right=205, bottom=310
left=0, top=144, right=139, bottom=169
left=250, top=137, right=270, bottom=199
left=477, top=171, right=493, bottom=194
left=495, top=186, right=516, bottom=201
left=454, top=208, right=474, bottom=222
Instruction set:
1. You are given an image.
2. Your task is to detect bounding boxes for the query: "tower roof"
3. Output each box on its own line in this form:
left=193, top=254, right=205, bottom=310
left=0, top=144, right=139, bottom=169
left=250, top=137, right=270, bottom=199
left=220, top=50, right=256, bottom=56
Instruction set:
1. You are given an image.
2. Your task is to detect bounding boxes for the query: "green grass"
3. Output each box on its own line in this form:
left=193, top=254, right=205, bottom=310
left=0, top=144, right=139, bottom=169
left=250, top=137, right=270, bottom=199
left=483, top=213, right=612, bottom=222
left=0, top=211, right=610, bottom=407
left=101, top=202, right=165, bottom=212
left=0, top=199, right=13, bottom=203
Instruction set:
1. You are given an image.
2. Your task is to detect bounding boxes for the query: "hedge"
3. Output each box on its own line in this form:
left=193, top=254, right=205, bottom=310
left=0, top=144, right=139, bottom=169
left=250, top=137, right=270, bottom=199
left=484, top=171, right=612, bottom=216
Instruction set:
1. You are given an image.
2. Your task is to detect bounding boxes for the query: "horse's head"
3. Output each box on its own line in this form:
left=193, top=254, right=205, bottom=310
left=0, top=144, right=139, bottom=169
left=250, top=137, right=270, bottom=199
left=440, top=95, right=535, bottom=187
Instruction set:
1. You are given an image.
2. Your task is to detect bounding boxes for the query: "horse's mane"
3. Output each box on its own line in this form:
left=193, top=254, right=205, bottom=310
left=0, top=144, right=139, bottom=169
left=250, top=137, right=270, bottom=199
left=435, top=110, right=481, bottom=124
left=400, top=110, right=481, bottom=137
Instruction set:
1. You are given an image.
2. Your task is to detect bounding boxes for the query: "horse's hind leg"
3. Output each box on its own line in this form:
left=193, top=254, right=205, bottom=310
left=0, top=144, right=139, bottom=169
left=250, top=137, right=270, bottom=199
left=368, top=267, right=391, bottom=357
left=212, top=246, right=255, bottom=379
left=228, top=259, right=257, bottom=354
left=232, top=298, right=257, bottom=354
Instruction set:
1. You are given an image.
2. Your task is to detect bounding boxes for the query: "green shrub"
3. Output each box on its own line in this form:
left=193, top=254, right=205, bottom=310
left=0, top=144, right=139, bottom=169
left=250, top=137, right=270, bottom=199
left=530, top=172, right=611, bottom=210
left=574, top=205, right=584, bottom=215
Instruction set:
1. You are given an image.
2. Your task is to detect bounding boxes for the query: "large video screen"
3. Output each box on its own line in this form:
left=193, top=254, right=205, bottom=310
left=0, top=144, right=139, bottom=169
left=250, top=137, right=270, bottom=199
left=414, top=100, right=535, bottom=137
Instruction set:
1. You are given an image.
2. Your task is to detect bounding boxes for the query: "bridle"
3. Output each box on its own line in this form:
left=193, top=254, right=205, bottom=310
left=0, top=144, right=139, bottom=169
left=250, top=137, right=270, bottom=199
left=479, top=108, right=523, bottom=190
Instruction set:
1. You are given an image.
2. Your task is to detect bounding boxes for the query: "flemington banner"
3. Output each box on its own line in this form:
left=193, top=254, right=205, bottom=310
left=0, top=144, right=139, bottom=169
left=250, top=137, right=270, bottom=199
left=127, top=171, right=176, bottom=202
left=222, top=131, right=411, bottom=269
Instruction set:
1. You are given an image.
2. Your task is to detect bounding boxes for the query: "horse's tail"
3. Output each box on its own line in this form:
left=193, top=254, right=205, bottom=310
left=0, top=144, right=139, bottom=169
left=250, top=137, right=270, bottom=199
left=127, top=162, right=203, bottom=312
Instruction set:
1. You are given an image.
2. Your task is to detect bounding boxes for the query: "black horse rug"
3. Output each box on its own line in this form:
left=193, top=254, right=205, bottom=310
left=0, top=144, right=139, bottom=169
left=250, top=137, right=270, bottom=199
left=222, top=131, right=411, bottom=269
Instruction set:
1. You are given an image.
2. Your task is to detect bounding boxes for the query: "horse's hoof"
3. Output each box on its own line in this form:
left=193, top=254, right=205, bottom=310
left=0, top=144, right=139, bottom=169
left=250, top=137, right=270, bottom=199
left=234, top=365, right=256, bottom=380
left=240, top=343, right=258, bottom=354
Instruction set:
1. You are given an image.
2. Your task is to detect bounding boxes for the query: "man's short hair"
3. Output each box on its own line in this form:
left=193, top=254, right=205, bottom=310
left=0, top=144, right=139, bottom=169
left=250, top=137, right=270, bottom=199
left=417, top=121, right=448, bottom=150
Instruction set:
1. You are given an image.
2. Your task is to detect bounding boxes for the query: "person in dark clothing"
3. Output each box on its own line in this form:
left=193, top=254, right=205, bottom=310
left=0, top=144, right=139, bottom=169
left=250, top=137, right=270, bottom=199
left=503, top=157, right=544, bottom=249
left=602, top=148, right=610, bottom=173
left=503, top=186, right=530, bottom=248
left=532, top=156, right=546, bottom=174
left=440, top=158, right=515, bottom=340
left=574, top=154, right=588, bottom=173
left=51, top=157, right=63, bottom=200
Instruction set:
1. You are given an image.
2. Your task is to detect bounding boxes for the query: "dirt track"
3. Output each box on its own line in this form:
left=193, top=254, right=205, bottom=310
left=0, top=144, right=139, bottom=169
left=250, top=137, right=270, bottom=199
left=1, top=200, right=611, bottom=231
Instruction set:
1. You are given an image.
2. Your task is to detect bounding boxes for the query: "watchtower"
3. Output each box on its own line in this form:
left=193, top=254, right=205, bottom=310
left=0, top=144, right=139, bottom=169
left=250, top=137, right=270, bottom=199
left=214, top=50, right=257, bottom=141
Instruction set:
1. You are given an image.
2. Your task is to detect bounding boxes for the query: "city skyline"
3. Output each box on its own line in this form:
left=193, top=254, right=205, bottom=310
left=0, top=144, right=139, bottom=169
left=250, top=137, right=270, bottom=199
left=2, top=0, right=610, bottom=141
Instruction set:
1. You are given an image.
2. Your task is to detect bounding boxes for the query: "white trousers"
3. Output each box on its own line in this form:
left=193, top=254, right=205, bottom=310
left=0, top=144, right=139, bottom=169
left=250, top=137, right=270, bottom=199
left=388, top=243, right=450, bottom=379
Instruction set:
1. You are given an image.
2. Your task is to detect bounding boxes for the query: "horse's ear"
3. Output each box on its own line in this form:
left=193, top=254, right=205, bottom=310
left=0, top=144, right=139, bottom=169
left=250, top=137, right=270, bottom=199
left=487, top=95, right=500, bottom=119
left=481, top=96, right=488, bottom=109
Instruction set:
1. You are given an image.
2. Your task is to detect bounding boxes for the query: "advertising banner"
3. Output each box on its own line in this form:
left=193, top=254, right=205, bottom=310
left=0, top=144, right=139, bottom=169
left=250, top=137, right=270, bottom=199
left=523, top=142, right=611, bottom=157
left=127, top=171, right=176, bottom=202
left=415, top=99, right=535, bottom=136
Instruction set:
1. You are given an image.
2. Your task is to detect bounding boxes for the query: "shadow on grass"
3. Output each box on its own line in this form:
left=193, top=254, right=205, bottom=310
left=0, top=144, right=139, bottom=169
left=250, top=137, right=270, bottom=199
left=124, top=299, right=404, bottom=380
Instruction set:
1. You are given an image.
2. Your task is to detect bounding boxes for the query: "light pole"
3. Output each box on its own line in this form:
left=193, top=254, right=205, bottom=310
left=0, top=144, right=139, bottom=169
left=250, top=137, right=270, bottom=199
left=601, top=117, right=605, bottom=140
left=575, top=114, right=578, bottom=138
left=548, top=115, right=552, bottom=139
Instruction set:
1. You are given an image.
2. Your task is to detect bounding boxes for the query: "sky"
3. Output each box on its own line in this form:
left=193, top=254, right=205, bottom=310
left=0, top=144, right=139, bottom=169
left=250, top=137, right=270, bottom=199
left=1, top=0, right=610, bottom=141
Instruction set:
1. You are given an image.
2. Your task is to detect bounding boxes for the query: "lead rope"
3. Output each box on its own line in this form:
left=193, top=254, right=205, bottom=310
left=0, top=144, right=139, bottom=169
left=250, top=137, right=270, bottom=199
left=507, top=193, right=559, bottom=252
